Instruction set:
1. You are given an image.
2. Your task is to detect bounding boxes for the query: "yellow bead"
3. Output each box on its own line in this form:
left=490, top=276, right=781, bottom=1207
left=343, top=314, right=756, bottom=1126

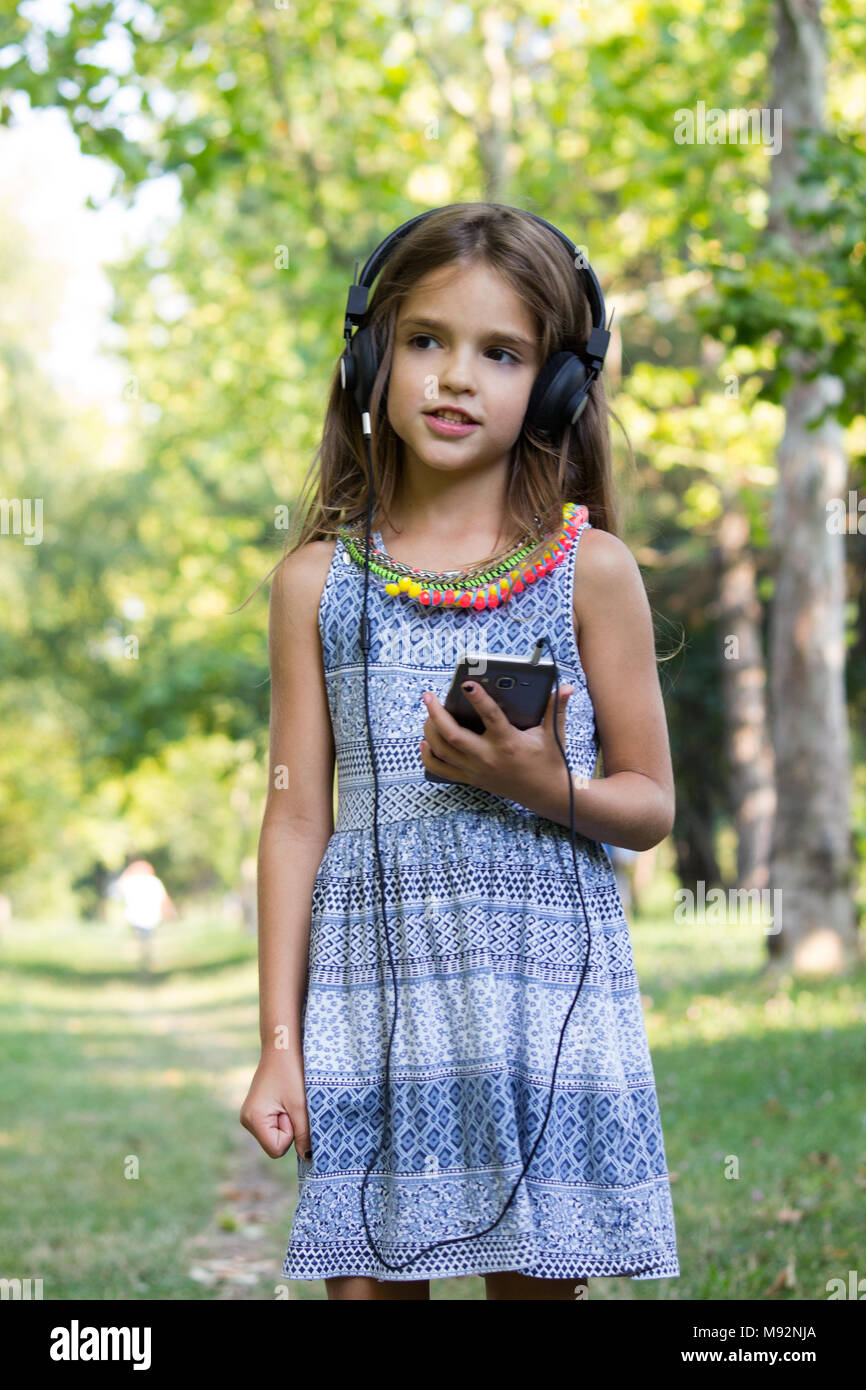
left=408, top=582, right=423, bottom=597
left=398, top=575, right=412, bottom=590
left=385, top=582, right=401, bottom=596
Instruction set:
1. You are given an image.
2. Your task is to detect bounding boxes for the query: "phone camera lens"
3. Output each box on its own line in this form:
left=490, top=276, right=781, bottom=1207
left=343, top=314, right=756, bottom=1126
left=496, top=676, right=516, bottom=689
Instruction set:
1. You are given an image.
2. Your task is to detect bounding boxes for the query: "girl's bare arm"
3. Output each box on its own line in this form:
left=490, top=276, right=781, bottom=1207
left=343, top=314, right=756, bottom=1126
left=512, top=527, right=676, bottom=849
left=256, top=541, right=337, bottom=1058
left=240, top=542, right=337, bottom=1162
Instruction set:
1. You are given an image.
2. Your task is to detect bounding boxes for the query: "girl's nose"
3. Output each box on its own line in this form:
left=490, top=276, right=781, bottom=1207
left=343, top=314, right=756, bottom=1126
left=440, top=376, right=476, bottom=406
left=440, top=355, right=475, bottom=393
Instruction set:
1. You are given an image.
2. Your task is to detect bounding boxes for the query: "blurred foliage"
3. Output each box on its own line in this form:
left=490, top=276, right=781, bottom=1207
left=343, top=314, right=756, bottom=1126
left=699, top=129, right=866, bottom=422
left=0, top=0, right=864, bottom=913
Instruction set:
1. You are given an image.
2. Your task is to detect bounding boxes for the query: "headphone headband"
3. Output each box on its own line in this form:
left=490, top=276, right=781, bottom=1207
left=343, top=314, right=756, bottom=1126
left=344, top=206, right=607, bottom=367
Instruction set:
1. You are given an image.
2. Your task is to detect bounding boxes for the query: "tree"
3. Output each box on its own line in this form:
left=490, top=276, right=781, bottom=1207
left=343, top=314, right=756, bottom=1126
left=763, top=0, right=858, bottom=970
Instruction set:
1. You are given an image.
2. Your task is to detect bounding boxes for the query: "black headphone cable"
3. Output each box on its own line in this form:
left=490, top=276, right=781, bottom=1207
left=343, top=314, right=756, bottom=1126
left=355, top=422, right=596, bottom=1275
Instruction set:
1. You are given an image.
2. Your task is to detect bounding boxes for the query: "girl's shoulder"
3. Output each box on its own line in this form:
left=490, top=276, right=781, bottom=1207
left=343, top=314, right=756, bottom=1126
left=275, top=536, right=339, bottom=583
left=271, top=538, right=339, bottom=627
left=574, top=524, right=637, bottom=573
left=573, top=526, right=645, bottom=624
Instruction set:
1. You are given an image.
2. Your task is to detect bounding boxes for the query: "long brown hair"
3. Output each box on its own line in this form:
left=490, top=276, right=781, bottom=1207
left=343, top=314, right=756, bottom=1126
left=262, top=202, right=631, bottom=586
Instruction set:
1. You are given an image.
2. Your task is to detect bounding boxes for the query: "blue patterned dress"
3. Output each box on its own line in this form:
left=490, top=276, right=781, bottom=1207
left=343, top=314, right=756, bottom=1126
left=282, top=512, right=680, bottom=1283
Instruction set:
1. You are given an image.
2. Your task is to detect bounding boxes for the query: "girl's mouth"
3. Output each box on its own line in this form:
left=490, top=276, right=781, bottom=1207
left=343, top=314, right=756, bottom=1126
left=424, top=411, right=480, bottom=438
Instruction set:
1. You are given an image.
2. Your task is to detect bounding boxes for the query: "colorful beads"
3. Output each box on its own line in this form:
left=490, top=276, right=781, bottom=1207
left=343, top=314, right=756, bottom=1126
left=340, top=503, right=588, bottom=610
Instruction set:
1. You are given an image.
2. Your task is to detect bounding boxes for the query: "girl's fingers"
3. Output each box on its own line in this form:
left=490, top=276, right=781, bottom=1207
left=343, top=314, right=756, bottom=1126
left=458, top=680, right=510, bottom=732
left=545, top=684, right=574, bottom=728
left=558, top=686, right=574, bottom=733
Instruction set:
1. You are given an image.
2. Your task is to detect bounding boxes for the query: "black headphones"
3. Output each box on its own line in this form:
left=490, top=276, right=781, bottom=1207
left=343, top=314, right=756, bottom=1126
left=336, top=204, right=611, bottom=1279
left=340, top=205, right=611, bottom=439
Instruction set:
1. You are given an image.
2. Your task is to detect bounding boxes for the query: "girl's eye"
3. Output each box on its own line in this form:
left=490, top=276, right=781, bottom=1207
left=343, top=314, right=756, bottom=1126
left=406, top=334, right=519, bottom=364
left=486, top=346, right=519, bottom=364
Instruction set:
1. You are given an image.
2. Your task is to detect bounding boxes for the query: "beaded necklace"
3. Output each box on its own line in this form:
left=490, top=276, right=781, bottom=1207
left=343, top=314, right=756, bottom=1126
left=339, top=501, right=588, bottom=610
left=350, top=515, right=544, bottom=582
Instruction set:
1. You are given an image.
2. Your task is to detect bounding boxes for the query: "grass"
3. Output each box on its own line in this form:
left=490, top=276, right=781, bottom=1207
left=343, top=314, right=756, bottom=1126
left=1, top=888, right=863, bottom=1301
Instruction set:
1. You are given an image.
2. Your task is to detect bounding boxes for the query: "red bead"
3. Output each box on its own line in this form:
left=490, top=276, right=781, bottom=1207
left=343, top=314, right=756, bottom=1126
left=524, top=569, right=536, bottom=583
left=488, top=590, right=499, bottom=607
left=511, top=577, right=524, bottom=593
left=419, top=591, right=431, bottom=604
left=473, top=592, right=487, bottom=609
left=444, top=589, right=456, bottom=604
left=458, top=592, right=472, bottom=607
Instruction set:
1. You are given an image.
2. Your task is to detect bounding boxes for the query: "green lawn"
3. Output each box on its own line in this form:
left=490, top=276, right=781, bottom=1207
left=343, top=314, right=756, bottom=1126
left=1, top=888, right=862, bottom=1301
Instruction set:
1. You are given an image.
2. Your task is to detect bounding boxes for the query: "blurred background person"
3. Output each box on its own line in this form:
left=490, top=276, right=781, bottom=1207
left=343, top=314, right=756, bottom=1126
left=110, top=860, right=177, bottom=974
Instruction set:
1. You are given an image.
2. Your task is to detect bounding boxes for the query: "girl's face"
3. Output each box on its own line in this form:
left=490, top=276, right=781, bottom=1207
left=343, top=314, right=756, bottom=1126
left=387, top=260, right=542, bottom=478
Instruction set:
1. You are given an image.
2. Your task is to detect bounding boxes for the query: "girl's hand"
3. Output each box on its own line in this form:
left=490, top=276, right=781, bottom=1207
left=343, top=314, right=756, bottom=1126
left=419, top=679, right=575, bottom=807
left=239, top=1052, right=312, bottom=1163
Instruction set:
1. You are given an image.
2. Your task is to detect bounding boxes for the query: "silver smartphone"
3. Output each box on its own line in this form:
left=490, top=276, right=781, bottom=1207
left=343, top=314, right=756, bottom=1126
left=423, top=651, right=557, bottom=783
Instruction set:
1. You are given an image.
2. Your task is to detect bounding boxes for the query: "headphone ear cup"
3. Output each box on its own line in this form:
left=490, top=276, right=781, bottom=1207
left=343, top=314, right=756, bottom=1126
left=342, top=324, right=382, bottom=417
left=524, top=351, right=590, bottom=438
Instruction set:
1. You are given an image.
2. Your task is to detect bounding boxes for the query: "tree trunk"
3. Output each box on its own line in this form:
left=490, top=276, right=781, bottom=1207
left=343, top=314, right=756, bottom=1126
left=765, top=0, right=859, bottom=972
left=715, top=503, right=776, bottom=890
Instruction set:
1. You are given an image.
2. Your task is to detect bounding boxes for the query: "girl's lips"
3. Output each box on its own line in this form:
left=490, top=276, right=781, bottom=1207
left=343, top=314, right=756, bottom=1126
left=424, top=412, right=480, bottom=437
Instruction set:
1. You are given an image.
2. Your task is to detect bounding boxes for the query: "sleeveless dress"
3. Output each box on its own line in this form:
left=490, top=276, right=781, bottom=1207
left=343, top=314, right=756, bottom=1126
left=282, top=513, right=680, bottom=1283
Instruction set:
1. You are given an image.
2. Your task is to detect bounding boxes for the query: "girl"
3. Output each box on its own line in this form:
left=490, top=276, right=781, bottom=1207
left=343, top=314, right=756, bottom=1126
left=240, top=203, right=680, bottom=1301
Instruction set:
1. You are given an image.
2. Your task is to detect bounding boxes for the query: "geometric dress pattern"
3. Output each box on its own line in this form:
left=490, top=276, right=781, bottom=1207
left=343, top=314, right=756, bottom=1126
left=282, top=511, right=680, bottom=1282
